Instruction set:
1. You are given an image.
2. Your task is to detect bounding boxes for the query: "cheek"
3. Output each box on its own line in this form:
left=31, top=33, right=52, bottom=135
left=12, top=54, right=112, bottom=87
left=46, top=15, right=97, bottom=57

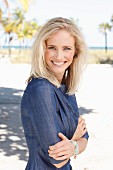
left=45, top=50, right=55, bottom=59
left=45, top=52, right=49, bottom=64
left=66, top=52, right=74, bottom=61
left=45, top=51, right=51, bottom=60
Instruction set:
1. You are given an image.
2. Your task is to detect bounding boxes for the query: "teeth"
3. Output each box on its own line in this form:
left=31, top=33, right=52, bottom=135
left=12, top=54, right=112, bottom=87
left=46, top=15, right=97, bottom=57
left=53, top=62, right=65, bottom=66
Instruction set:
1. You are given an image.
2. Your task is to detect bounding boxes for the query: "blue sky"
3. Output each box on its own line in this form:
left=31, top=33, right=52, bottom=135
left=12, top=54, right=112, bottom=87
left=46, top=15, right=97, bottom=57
left=2, top=0, right=113, bottom=47
left=25, top=0, right=113, bottom=47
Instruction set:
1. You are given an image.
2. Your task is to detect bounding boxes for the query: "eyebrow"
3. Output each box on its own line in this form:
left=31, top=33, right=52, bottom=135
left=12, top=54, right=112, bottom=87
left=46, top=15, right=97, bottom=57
left=47, top=44, right=73, bottom=48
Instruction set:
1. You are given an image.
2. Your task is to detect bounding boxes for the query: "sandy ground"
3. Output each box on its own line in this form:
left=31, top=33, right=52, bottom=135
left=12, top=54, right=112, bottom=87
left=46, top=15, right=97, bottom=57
left=0, top=62, right=113, bottom=170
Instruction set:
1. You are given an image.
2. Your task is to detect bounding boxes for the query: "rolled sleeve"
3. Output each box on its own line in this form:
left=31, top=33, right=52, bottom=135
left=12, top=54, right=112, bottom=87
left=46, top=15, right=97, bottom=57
left=28, top=83, right=64, bottom=164
left=82, top=132, right=89, bottom=140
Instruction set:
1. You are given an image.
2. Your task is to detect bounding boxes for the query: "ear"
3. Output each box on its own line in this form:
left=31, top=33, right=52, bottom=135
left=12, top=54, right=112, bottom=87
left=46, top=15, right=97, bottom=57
left=74, top=54, right=78, bottom=58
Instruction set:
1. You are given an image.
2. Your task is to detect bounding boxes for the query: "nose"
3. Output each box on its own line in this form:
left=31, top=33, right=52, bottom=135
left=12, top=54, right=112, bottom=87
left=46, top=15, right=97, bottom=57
left=55, top=50, right=64, bottom=60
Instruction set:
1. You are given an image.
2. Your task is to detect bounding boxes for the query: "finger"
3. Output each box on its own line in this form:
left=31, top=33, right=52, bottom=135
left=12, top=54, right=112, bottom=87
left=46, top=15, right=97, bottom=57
left=49, top=150, right=68, bottom=158
left=79, top=119, right=85, bottom=126
left=78, top=116, right=82, bottom=123
left=49, top=140, right=66, bottom=150
left=58, top=133, right=67, bottom=140
left=78, top=115, right=85, bottom=121
left=82, top=123, right=86, bottom=129
left=48, top=145, right=65, bottom=154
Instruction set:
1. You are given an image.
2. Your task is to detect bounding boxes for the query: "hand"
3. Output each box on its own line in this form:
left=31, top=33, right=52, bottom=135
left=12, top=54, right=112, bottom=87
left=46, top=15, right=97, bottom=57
left=48, top=133, right=75, bottom=160
left=72, top=116, right=87, bottom=141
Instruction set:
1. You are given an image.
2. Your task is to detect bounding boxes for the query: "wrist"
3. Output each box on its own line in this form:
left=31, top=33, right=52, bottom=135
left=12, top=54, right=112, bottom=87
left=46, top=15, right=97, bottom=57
left=70, top=140, right=79, bottom=156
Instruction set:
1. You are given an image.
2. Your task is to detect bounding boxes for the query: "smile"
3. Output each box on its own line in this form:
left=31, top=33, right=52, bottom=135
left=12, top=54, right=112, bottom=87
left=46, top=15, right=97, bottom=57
left=52, top=61, right=66, bottom=66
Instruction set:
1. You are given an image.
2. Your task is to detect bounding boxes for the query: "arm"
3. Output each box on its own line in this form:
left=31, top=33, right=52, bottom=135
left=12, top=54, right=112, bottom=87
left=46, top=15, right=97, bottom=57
left=28, top=83, right=67, bottom=167
left=53, top=137, right=87, bottom=168
left=48, top=117, right=89, bottom=163
left=75, top=137, right=88, bottom=155
left=71, top=116, right=88, bottom=158
left=48, top=132, right=88, bottom=166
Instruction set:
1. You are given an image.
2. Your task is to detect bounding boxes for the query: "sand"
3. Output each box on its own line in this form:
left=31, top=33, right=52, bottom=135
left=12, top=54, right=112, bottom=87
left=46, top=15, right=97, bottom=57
left=0, top=62, right=113, bottom=170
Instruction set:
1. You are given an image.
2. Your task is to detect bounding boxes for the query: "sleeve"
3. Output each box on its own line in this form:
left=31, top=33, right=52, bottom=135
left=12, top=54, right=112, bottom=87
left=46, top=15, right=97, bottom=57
left=28, top=83, right=64, bottom=164
left=73, top=94, right=89, bottom=140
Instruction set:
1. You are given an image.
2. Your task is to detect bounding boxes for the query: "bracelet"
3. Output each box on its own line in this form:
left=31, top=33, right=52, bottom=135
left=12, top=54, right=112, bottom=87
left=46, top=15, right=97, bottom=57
left=70, top=140, right=79, bottom=156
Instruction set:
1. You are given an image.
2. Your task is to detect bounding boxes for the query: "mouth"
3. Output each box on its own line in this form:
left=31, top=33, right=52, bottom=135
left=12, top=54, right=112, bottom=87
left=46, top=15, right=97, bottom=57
left=52, top=61, right=66, bottom=66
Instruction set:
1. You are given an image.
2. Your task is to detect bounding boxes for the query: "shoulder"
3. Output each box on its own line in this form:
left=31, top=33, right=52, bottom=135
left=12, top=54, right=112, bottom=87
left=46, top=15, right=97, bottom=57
left=25, top=78, right=56, bottom=94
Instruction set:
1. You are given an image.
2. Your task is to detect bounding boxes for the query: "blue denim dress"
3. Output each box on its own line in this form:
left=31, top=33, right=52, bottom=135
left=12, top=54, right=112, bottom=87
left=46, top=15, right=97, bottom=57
left=21, top=78, right=89, bottom=170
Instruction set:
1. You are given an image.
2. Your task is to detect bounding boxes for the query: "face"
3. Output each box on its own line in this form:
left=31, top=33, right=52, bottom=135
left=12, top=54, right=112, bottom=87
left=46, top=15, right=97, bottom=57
left=45, top=29, right=75, bottom=82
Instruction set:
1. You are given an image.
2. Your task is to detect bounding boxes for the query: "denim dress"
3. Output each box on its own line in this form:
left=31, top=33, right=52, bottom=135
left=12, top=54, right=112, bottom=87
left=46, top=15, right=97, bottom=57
left=21, top=78, right=89, bottom=170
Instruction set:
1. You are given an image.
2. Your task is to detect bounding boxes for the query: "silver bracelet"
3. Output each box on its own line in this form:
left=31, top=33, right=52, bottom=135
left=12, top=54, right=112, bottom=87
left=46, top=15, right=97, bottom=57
left=70, top=140, right=79, bottom=156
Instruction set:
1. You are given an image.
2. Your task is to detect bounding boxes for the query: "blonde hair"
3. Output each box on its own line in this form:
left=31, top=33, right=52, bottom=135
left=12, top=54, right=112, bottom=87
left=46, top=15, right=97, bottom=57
left=28, top=17, right=87, bottom=95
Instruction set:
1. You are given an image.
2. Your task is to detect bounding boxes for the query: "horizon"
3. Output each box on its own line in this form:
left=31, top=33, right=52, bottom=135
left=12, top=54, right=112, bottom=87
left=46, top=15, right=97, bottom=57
left=1, top=45, right=113, bottom=49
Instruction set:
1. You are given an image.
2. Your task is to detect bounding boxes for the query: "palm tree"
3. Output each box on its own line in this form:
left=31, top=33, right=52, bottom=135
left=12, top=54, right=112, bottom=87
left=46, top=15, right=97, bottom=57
left=0, top=0, right=9, bottom=22
left=0, top=0, right=8, bottom=6
left=1, top=0, right=31, bottom=11
left=18, top=20, right=38, bottom=47
left=0, top=0, right=30, bottom=44
left=2, top=17, right=15, bottom=57
left=24, top=20, right=38, bottom=46
left=0, top=0, right=31, bottom=22
left=12, top=8, right=26, bottom=53
left=0, top=0, right=34, bottom=57
left=111, top=15, right=113, bottom=28
left=20, top=0, right=30, bottom=11
left=99, top=22, right=111, bottom=53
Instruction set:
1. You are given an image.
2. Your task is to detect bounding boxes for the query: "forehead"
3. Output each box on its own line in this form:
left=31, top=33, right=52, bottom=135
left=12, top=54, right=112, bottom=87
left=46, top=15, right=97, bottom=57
left=46, top=29, right=75, bottom=45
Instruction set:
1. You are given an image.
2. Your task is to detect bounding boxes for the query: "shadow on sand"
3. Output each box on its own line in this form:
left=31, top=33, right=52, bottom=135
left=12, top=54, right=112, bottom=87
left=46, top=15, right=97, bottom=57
left=0, top=87, right=28, bottom=161
left=79, top=106, right=94, bottom=115
left=0, top=87, right=94, bottom=162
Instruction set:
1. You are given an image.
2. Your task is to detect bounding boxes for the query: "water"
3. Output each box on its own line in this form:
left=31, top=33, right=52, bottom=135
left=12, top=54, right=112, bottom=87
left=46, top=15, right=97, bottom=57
left=1, top=46, right=113, bottom=50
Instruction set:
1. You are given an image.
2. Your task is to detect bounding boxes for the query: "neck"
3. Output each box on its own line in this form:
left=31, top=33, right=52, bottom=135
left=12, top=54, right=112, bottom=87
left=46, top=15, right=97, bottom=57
left=55, top=74, right=64, bottom=84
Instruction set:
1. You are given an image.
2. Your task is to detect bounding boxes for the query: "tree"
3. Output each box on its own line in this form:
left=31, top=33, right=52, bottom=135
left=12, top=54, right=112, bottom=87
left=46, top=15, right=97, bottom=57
left=99, top=22, right=111, bottom=53
left=0, top=0, right=36, bottom=57
left=0, top=0, right=31, bottom=21
left=16, top=20, right=38, bottom=48
left=0, top=0, right=9, bottom=22
left=2, top=17, right=15, bottom=57
left=0, top=0, right=30, bottom=11
left=20, top=0, right=30, bottom=11
left=12, top=8, right=38, bottom=48
left=111, top=15, right=113, bottom=27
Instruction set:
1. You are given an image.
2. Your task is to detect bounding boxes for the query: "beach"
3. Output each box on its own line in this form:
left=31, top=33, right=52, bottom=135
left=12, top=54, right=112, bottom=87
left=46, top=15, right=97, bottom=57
left=0, top=62, right=113, bottom=170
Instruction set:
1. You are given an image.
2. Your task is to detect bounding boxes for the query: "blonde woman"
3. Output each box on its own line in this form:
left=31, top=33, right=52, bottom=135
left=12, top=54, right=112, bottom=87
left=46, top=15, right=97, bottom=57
left=21, top=17, right=89, bottom=170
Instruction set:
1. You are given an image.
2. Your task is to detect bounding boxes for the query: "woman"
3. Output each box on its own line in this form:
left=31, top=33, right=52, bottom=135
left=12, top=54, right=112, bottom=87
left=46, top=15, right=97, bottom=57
left=21, top=17, right=89, bottom=170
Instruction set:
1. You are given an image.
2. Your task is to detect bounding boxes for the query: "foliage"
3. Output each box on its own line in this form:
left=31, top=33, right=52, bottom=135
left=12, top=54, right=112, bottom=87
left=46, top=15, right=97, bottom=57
left=98, top=22, right=112, bottom=53
left=99, top=23, right=111, bottom=33
left=0, top=1, right=39, bottom=57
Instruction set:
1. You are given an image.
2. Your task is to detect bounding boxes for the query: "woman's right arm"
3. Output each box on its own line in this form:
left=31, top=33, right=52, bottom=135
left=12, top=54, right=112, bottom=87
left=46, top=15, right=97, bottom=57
left=27, top=83, right=69, bottom=167
left=48, top=116, right=89, bottom=166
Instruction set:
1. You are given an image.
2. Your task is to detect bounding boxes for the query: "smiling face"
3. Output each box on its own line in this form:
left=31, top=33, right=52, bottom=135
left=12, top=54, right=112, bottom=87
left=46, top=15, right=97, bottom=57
left=45, top=29, right=75, bottom=83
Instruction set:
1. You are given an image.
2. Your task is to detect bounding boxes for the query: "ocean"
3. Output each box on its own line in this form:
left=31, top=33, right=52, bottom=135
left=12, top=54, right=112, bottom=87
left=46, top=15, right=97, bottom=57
left=1, top=46, right=113, bottom=50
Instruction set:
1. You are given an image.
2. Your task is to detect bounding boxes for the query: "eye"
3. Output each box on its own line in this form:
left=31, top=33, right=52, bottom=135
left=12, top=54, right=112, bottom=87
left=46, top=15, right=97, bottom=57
left=48, top=46, right=56, bottom=50
left=63, top=47, right=71, bottom=50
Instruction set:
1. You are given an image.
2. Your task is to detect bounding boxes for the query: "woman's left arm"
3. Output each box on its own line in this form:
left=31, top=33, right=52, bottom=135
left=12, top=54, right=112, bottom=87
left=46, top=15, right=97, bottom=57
left=48, top=132, right=88, bottom=161
left=48, top=116, right=89, bottom=160
left=48, top=95, right=89, bottom=161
